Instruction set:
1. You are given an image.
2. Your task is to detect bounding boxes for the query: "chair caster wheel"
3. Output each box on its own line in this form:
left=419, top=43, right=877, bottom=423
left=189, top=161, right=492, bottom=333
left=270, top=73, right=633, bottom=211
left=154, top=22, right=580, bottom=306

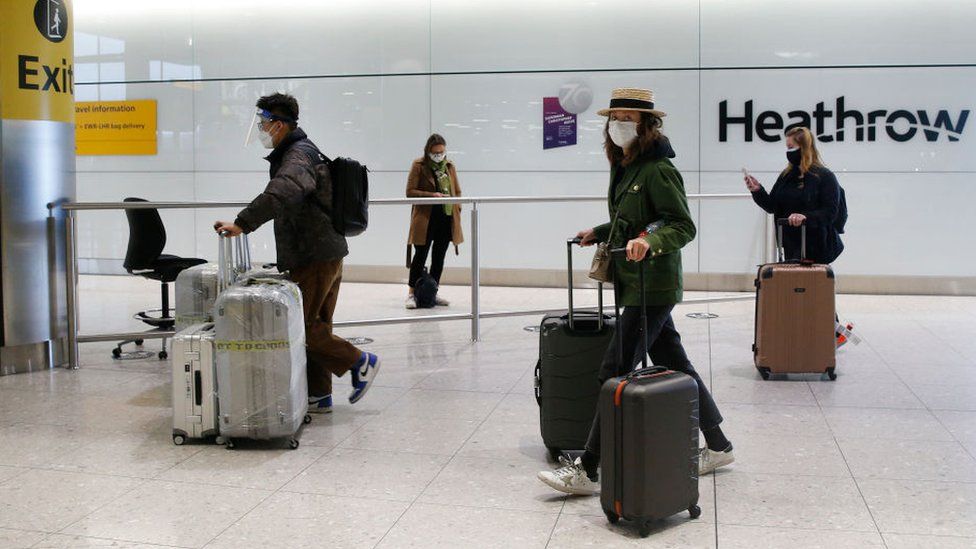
left=288, top=438, right=300, bottom=450
left=689, top=505, right=701, bottom=519
left=112, top=348, right=122, bottom=359
left=158, top=351, right=168, bottom=360
left=135, top=339, right=144, bottom=346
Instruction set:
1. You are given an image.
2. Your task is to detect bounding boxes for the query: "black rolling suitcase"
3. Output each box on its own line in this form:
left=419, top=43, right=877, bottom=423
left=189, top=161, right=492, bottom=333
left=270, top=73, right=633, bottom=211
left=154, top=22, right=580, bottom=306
left=599, top=249, right=701, bottom=537
left=535, top=237, right=614, bottom=460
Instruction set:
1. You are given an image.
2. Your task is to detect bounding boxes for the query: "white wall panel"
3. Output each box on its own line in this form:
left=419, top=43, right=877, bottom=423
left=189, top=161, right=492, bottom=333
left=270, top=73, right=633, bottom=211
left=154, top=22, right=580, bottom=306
left=700, top=67, right=976, bottom=173
left=432, top=71, right=700, bottom=173
left=431, top=0, right=699, bottom=71
left=75, top=173, right=197, bottom=261
left=193, top=76, right=430, bottom=173
left=701, top=0, right=976, bottom=67
left=74, top=1, right=194, bottom=82
left=191, top=1, right=429, bottom=79
left=699, top=174, right=769, bottom=274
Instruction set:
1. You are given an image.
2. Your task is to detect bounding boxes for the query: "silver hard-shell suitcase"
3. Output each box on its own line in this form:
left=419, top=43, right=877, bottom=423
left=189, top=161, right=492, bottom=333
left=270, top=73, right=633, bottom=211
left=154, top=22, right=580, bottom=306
left=174, top=264, right=220, bottom=332
left=214, top=276, right=310, bottom=449
left=171, top=323, right=219, bottom=445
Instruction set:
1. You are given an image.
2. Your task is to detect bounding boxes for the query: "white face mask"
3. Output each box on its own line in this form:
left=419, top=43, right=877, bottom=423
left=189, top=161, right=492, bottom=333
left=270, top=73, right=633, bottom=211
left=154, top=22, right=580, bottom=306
left=429, top=152, right=446, bottom=163
left=608, top=120, right=638, bottom=148
left=257, top=125, right=275, bottom=149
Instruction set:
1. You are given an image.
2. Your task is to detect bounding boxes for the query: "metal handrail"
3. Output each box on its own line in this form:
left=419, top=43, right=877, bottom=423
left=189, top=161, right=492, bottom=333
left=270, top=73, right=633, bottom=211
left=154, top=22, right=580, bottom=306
left=60, top=193, right=749, bottom=211
left=61, top=193, right=756, bottom=369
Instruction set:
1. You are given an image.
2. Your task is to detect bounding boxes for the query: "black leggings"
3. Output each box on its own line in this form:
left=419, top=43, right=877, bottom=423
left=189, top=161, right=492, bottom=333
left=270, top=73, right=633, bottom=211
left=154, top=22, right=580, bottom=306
left=584, top=303, right=723, bottom=457
left=409, top=207, right=452, bottom=287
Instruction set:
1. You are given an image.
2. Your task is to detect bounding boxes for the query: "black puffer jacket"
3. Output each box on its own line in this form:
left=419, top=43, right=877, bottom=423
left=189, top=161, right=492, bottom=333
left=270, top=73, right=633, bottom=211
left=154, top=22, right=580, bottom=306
left=235, top=128, right=347, bottom=271
left=751, top=165, right=844, bottom=264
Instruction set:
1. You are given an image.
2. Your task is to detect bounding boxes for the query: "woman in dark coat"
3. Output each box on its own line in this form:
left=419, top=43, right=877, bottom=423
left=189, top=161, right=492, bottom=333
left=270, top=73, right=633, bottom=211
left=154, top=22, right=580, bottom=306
left=745, top=126, right=844, bottom=264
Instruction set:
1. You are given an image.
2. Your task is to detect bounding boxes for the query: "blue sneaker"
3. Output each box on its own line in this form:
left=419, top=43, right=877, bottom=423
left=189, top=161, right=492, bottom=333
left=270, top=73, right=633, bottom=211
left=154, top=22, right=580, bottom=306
left=308, top=394, right=333, bottom=414
left=349, top=352, right=381, bottom=404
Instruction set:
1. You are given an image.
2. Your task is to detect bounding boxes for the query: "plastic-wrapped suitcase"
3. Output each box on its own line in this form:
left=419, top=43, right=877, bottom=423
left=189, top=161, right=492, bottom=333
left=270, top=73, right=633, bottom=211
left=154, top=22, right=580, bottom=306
left=174, top=264, right=220, bottom=332
left=171, top=323, right=219, bottom=445
left=753, top=220, right=837, bottom=380
left=535, top=237, right=614, bottom=460
left=214, top=276, right=311, bottom=449
left=174, top=234, right=254, bottom=331
left=599, top=249, right=701, bottom=538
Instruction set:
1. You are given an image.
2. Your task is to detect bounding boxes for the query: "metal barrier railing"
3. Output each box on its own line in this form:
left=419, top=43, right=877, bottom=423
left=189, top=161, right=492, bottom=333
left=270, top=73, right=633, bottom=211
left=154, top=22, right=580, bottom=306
left=61, top=193, right=756, bottom=369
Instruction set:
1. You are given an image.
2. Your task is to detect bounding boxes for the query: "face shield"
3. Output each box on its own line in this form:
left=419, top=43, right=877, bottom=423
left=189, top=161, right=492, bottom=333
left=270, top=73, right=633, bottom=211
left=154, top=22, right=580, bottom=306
left=243, top=108, right=294, bottom=147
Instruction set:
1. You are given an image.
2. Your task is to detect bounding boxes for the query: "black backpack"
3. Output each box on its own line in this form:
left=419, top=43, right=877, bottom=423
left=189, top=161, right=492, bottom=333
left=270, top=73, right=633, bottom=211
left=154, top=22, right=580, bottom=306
left=834, top=184, right=848, bottom=234
left=327, top=157, right=369, bottom=237
left=293, top=143, right=369, bottom=237
left=413, top=269, right=438, bottom=308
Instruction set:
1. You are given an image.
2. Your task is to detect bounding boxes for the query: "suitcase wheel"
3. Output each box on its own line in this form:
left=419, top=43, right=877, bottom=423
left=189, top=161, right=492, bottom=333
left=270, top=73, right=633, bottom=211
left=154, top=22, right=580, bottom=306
left=689, top=505, right=702, bottom=519
left=172, top=434, right=186, bottom=446
left=303, top=414, right=312, bottom=425
left=825, top=368, right=837, bottom=381
left=638, top=520, right=653, bottom=538
left=758, top=368, right=771, bottom=381
left=288, top=438, right=300, bottom=450
left=603, top=510, right=619, bottom=525
left=225, top=439, right=236, bottom=450
left=158, top=350, right=168, bottom=360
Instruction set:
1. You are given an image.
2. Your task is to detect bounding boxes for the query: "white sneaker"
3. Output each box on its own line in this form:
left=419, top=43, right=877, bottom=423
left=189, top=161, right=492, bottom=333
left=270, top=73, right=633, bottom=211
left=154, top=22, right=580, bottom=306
left=434, top=295, right=450, bottom=307
left=405, top=296, right=417, bottom=310
left=698, top=446, right=735, bottom=475
left=537, top=457, right=599, bottom=496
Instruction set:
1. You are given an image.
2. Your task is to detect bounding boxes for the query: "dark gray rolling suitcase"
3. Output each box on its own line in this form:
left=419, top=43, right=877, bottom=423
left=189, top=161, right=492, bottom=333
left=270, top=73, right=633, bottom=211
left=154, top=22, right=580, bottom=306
left=599, top=249, right=701, bottom=537
left=535, top=237, right=615, bottom=460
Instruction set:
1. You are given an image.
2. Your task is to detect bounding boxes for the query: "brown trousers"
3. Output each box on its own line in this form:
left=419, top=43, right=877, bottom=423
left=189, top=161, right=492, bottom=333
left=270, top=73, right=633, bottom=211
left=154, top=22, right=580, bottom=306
left=289, top=259, right=362, bottom=397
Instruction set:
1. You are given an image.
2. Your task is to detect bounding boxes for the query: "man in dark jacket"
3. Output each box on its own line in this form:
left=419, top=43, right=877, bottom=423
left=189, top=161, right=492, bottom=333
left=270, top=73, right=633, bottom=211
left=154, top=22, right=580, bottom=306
left=214, top=93, right=380, bottom=412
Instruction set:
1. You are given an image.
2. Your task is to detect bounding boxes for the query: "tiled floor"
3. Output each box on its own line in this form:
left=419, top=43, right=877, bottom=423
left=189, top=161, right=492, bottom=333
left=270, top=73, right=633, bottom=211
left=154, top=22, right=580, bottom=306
left=1, top=275, right=975, bottom=548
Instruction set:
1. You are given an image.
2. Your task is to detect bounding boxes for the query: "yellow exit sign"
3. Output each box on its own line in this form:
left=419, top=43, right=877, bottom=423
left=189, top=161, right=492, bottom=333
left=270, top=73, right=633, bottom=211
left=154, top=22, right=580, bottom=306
left=75, top=100, right=157, bottom=155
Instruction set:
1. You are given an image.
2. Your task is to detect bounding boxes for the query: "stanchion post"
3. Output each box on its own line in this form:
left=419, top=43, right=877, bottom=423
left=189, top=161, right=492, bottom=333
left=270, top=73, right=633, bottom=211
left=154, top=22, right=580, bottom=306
left=65, top=211, right=80, bottom=369
left=470, top=203, right=480, bottom=342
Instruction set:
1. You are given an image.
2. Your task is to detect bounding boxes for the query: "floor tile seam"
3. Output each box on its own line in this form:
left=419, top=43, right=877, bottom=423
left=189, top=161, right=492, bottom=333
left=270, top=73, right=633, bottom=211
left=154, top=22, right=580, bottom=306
left=368, top=386, right=513, bottom=547
left=0, top=463, right=182, bottom=484
left=197, top=485, right=281, bottom=549
left=880, top=532, right=976, bottom=541
left=860, top=336, right=962, bottom=446
left=542, top=499, right=566, bottom=549
left=811, top=387, right=887, bottom=540
left=30, top=532, right=192, bottom=549
left=712, top=518, right=881, bottom=534
left=392, top=498, right=564, bottom=517
left=51, top=476, right=152, bottom=538
left=705, top=308, right=720, bottom=544
left=913, top=317, right=972, bottom=363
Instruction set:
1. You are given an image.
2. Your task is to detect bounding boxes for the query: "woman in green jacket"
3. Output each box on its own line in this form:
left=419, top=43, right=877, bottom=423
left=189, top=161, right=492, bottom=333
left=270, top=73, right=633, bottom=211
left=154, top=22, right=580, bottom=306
left=538, top=88, right=734, bottom=496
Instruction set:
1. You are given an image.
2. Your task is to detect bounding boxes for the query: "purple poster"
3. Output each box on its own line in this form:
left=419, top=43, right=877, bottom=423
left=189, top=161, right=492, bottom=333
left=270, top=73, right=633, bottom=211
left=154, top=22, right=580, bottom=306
left=543, top=96, right=577, bottom=149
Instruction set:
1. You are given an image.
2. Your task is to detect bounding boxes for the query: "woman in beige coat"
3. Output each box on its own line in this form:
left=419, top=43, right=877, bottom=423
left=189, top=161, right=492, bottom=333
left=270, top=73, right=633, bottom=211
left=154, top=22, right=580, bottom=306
left=405, top=133, right=464, bottom=309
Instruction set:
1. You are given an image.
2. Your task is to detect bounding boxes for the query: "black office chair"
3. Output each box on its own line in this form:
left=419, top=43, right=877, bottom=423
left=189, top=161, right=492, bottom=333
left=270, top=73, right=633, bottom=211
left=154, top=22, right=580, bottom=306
left=114, top=197, right=207, bottom=360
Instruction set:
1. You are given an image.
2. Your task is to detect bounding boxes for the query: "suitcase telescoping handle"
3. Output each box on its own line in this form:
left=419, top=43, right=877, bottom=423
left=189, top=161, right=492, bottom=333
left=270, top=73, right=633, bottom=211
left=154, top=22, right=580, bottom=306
left=609, top=247, right=649, bottom=372
left=566, top=237, right=605, bottom=331
left=217, top=231, right=251, bottom=291
left=775, top=218, right=807, bottom=263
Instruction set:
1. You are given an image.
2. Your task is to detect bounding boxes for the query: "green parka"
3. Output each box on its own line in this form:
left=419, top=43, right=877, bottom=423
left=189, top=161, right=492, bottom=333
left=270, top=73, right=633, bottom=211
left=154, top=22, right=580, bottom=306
left=592, top=139, right=696, bottom=306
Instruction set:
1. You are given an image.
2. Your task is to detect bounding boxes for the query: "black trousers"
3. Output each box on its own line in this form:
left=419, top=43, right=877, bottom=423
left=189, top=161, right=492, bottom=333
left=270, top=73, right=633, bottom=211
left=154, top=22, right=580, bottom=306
left=584, top=303, right=724, bottom=457
left=409, top=207, right=452, bottom=288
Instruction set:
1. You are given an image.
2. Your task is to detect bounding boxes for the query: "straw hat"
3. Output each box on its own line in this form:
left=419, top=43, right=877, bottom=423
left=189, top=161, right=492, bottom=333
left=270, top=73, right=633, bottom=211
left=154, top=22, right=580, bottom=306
left=597, top=88, right=667, bottom=117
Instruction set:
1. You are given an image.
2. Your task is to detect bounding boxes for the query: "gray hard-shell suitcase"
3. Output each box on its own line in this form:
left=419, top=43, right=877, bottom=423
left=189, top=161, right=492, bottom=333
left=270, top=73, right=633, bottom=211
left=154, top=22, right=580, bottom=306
left=599, top=249, right=701, bottom=537
left=214, top=238, right=310, bottom=449
left=535, top=237, right=614, bottom=460
left=171, top=323, right=219, bottom=445
left=174, top=264, right=220, bottom=332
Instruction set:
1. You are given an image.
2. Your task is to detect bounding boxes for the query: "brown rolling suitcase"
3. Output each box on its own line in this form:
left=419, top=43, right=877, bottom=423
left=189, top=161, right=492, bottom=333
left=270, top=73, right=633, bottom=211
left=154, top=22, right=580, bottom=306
left=599, top=249, right=701, bottom=538
left=753, top=219, right=837, bottom=380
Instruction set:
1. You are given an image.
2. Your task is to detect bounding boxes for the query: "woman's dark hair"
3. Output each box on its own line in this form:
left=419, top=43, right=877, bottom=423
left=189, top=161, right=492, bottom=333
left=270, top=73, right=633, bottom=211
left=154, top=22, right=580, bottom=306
left=256, top=93, right=299, bottom=130
left=604, top=112, right=664, bottom=166
left=424, top=133, right=447, bottom=158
